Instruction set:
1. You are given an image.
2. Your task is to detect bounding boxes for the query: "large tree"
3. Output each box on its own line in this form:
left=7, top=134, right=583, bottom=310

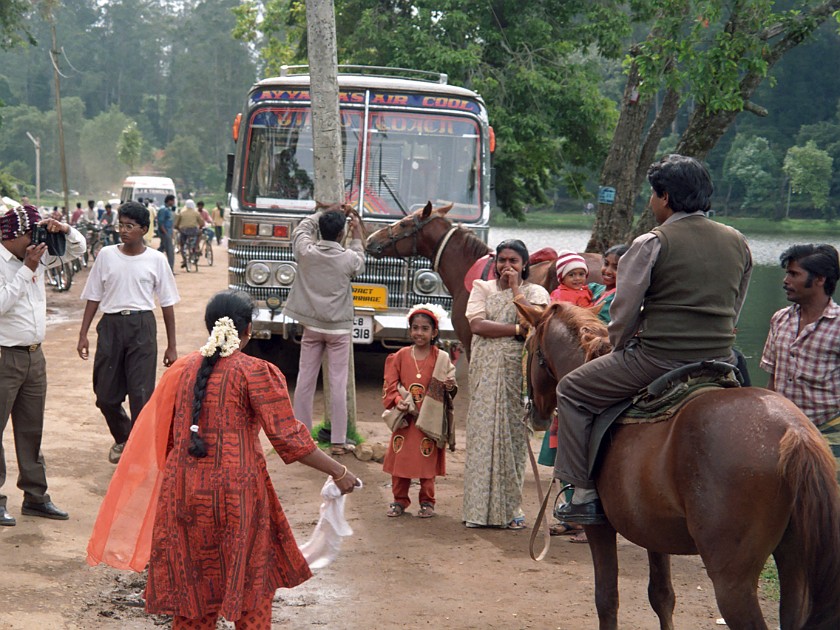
left=233, top=0, right=625, bottom=216
left=587, top=0, right=840, bottom=252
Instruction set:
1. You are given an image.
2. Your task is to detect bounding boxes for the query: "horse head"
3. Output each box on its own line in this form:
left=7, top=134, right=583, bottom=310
left=365, top=201, right=454, bottom=259
left=516, top=301, right=611, bottom=420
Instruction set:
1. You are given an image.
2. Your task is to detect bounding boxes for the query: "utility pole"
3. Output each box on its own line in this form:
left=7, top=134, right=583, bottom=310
left=26, top=132, right=41, bottom=206
left=304, top=0, right=357, bottom=433
left=49, top=18, right=70, bottom=220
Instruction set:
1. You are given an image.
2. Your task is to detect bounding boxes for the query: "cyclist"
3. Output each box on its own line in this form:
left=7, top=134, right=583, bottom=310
left=174, top=200, right=204, bottom=268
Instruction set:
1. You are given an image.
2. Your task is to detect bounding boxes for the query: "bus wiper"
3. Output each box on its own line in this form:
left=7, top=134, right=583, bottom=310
left=380, top=174, right=408, bottom=215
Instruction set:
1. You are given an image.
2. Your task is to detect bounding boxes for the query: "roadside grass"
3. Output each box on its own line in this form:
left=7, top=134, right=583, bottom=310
left=312, top=420, right=364, bottom=448
left=760, top=558, right=781, bottom=601
left=490, top=209, right=840, bottom=236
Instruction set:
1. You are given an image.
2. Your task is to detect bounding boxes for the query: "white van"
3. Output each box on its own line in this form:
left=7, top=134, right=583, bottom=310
left=119, top=176, right=177, bottom=208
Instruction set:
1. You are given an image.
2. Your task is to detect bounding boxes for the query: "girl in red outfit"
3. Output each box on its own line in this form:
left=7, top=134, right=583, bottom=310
left=382, top=304, right=456, bottom=518
left=549, top=250, right=593, bottom=307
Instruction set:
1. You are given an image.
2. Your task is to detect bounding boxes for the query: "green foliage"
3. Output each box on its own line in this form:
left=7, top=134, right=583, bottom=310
left=79, top=106, right=134, bottom=194
left=117, top=122, right=143, bottom=173
left=723, top=135, right=780, bottom=209
left=162, top=135, right=205, bottom=192
left=783, top=140, right=834, bottom=214
left=0, top=0, right=35, bottom=50
left=0, top=168, right=24, bottom=197
left=233, top=0, right=623, bottom=216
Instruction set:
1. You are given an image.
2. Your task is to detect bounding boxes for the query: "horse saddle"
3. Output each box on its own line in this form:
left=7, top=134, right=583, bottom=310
left=587, top=360, right=742, bottom=478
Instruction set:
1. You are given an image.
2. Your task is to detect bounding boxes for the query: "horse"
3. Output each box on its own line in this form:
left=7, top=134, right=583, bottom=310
left=364, top=201, right=602, bottom=357
left=517, top=301, right=840, bottom=630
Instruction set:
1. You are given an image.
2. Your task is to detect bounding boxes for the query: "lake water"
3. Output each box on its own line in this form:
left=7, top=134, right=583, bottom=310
left=488, top=226, right=840, bottom=383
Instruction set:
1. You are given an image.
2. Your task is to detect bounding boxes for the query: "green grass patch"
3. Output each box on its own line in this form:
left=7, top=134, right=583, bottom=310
left=311, top=420, right=364, bottom=448
left=490, top=210, right=595, bottom=230
left=759, top=558, right=780, bottom=601
left=714, top=216, right=840, bottom=236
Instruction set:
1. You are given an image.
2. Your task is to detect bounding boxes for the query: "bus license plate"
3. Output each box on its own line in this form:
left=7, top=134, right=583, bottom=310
left=352, top=315, right=373, bottom=344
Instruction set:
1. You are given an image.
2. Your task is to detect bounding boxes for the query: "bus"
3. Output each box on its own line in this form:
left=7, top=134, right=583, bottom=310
left=225, top=66, right=493, bottom=357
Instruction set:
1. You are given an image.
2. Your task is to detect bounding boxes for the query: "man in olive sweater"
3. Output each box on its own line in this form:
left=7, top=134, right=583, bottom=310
left=555, top=154, right=753, bottom=523
left=283, top=205, right=365, bottom=454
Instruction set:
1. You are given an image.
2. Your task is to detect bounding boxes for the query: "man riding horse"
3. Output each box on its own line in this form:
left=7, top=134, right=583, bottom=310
left=555, top=154, right=753, bottom=524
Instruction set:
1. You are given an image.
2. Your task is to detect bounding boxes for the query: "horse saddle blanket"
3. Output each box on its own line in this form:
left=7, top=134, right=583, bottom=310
left=463, top=247, right=559, bottom=292
left=587, top=360, right=742, bottom=478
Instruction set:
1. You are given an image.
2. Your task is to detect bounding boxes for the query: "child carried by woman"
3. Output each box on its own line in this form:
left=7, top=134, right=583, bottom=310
left=382, top=304, right=457, bottom=518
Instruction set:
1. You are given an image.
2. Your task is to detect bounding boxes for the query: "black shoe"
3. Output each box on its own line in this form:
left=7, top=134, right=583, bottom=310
left=0, top=506, right=15, bottom=526
left=21, top=501, right=69, bottom=520
left=554, top=498, right=607, bottom=525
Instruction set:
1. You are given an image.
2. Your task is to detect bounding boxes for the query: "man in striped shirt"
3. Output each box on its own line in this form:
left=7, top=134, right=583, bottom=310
left=761, top=244, right=839, bottom=477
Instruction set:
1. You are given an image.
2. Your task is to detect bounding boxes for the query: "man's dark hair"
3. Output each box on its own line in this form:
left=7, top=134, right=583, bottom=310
left=495, top=238, right=531, bottom=280
left=118, top=201, right=151, bottom=229
left=780, top=243, right=839, bottom=296
left=647, top=154, right=713, bottom=214
left=87, top=199, right=95, bottom=208
left=197, top=200, right=204, bottom=208
left=76, top=202, right=82, bottom=209
left=318, top=210, right=346, bottom=242
left=164, top=194, right=175, bottom=205
left=104, top=203, right=111, bottom=210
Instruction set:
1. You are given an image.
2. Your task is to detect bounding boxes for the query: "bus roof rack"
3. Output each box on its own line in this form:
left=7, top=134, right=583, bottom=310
left=279, top=64, right=448, bottom=85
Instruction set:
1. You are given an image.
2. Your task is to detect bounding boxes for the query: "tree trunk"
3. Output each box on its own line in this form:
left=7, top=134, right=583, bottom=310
left=305, top=0, right=356, bottom=433
left=305, top=0, right=343, bottom=204
left=586, top=62, right=653, bottom=253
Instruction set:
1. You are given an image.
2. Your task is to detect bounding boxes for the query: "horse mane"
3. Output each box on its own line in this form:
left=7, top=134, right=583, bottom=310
left=535, top=302, right=612, bottom=362
left=452, top=222, right=491, bottom=260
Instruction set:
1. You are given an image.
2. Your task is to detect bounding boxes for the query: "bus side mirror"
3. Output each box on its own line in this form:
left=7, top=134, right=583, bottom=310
left=225, top=154, right=235, bottom=194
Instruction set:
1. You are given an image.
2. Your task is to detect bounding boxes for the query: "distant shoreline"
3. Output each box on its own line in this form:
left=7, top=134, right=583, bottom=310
left=491, top=210, right=840, bottom=236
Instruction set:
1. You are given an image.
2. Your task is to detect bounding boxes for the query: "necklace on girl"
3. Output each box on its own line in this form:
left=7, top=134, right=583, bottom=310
left=411, top=346, right=430, bottom=379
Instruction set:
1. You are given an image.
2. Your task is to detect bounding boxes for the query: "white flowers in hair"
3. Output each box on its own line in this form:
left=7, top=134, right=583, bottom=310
left=407, top=303, right=448, bottom=326
left=199, top=316, right=241, bottom=358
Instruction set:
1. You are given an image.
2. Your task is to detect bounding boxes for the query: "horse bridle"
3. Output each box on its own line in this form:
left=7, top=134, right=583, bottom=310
left=527, top=332, right=559, bottom=382
left=368, top=214, right=462, bottom=270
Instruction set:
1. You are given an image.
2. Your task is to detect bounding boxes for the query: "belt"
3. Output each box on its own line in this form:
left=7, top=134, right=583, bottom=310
left=2, top=344, right=41, bottom=352
left=104, top=310, right=152, bottom=316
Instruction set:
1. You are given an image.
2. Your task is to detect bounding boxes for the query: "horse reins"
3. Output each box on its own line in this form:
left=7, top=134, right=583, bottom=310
left=432, top=227, right=460, bottom=273
left=369, top=213, right=438, bottom=258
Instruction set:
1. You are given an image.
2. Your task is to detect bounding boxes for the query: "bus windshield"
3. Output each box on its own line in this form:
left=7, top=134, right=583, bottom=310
left=241, top=106, right=482, bottom=221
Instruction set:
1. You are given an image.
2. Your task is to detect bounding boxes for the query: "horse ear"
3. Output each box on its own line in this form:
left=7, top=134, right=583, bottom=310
left=514, top=301, right=544, bottom=327
left=421, top=201, right=433, bottom=218
left=436, top=203, right=454, bottom=216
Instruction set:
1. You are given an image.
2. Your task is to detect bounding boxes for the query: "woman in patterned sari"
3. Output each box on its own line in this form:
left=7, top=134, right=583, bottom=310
left=462, top=240, right=549, bottom=529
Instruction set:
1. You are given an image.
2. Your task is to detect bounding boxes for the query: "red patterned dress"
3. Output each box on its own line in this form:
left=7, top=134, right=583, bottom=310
left=145, top=351, right=316, bottom=621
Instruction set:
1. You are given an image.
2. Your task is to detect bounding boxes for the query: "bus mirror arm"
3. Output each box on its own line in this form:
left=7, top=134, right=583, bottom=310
left=225, top=154, right=235, bottom=194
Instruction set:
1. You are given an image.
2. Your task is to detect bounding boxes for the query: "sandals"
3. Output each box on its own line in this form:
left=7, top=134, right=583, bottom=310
left=418, top=502, right=436, bottom=518
left=330, top=444, right=354, bottom=456
left=550, top=521, right=584, bottom=537
left=386, top=503, right=405, bottom=518
left=507, top=516, right=527, bottom=530
left=568, top=530, right=589, bottom=544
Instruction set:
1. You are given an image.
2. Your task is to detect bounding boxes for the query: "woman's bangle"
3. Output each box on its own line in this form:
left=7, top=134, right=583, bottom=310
left=333, top=465, right=348, bottom=482
left=515, top=323, right=520, bottom=337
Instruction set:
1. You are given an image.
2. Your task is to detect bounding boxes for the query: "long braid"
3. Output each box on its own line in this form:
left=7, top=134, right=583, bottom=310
left=189, top=350, right=221, bottom=458
left=190, top=289, right=256, bottom=459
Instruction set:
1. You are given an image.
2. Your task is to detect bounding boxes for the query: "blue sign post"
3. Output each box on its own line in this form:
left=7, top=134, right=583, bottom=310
left=598, top=186, right=616, bottom=205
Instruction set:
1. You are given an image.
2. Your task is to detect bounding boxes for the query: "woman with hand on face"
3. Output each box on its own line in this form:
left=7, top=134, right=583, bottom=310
left=462, top=240, right=549, bottom=529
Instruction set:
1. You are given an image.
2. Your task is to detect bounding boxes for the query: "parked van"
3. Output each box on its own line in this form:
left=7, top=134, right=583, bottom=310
left=119, top=176, right=177, bottom=208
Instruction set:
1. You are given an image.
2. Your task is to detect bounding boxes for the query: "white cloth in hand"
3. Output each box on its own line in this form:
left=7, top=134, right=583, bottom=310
left=298, top=476, right=361, bottom=570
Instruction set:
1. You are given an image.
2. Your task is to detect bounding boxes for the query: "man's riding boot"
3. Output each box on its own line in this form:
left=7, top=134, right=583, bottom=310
left=555, top=487, right=607, bottom=525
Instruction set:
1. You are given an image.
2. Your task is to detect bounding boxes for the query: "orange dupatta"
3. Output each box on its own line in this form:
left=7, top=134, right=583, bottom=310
left=86, top=358, right=187, bottom=572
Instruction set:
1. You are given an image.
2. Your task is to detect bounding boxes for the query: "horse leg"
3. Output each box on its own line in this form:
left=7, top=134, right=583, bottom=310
left=585, top=523, right=619, bottom=630
left=772, top=533, right=807, bottom=630
left=647, top=551, right=675, bottom=630
left=703, top=557, right=768, bottom=630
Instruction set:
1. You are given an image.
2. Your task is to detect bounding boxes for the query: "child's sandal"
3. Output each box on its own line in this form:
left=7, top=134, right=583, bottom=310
left=386, top=503, right=405, bottom=518
left=418, top=502, right=436, bottom=518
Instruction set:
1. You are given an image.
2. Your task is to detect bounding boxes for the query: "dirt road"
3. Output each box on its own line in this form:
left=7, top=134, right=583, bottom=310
left=0, top=245, right=779, bottom=629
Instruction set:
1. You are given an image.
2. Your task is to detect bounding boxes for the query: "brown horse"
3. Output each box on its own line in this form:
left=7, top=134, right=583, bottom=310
left=364, top=201, right=602, bottom=356
left=518, top=301, right=840, bottom=630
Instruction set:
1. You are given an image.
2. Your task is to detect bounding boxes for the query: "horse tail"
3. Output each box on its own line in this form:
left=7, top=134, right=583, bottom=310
left=778, top=424, right=840, bottom=628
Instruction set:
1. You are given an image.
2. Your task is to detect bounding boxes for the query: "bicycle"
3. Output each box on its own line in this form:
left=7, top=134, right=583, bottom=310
left=77, top=220, right=104, bottom=266
left=47, top=260, right=74, bottom=292
left=180, top=230, right=200, bottom=273
left=199, top=226, right=215, bottom=267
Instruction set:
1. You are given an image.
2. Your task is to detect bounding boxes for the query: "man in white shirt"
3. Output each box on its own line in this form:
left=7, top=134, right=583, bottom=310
left=77, top=201, right=180, bottom=464
left=0, top=202, right=86, bottom=526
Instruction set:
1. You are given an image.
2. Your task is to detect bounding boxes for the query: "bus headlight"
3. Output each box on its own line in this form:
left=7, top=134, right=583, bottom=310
left=414, top=270, right=440, bottom=295
left=246, top=262, right=271, bottom=285
left=275, top=263, right=296, bottom=286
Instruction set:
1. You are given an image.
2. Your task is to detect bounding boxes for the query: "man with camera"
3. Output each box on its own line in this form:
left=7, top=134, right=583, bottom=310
left=0, top=201, right=86, bottom=526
